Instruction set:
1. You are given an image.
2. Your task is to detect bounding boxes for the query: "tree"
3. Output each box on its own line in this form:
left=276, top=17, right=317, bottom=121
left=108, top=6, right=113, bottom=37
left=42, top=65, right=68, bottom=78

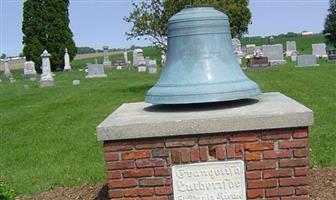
left=1, top=54, right=6, bottom=59
left=22, top=0, right=76, bottom=71
left=324, top=0, right=336, bottom=48
left=124, top=0, right=251, bottom=51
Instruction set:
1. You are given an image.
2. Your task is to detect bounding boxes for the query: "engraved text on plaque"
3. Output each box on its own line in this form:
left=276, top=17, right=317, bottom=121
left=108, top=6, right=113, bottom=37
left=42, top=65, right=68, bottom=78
left=172, top=160, right=246, bottom=200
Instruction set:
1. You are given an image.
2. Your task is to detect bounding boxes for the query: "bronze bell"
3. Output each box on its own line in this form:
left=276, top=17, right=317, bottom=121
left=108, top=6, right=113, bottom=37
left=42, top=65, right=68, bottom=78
left=145, top=7, right=261, bottom=104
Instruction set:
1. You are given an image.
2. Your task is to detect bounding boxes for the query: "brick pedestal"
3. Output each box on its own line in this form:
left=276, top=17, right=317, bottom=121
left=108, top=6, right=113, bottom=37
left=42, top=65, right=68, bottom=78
left=97, top=93, right=313, bottom=200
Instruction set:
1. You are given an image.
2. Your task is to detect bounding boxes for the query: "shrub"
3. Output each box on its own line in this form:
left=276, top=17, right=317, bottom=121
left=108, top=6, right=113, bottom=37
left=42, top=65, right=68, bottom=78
left=0, top=179, right=15, bottom=200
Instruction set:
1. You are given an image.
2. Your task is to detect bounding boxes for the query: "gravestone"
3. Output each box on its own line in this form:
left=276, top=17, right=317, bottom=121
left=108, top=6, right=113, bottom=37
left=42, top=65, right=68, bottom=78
left=2, top=58, right=13, bottom=79
left=296, top=55, right=319, bottom=67
left=328, top=49, right=336, bottom=60
left=39, top=50, right=54, bottom=87
left=312, top=43, right=327, bottom=58
left=113, top=58, right=126, bottom=67
left=23, top=61, right=37, bottom=78
left=123, top=51, right=128, bottom=64
left=262, top=44, right=286, bottom=65
left=85, top=64, right=107, bottom=78
left=103, top=45, right=112, bottom=68
left=72, top=80, right=80, bottom=85
left=137, top=66, right=147, bottom=72
left=245, top=44, right=256, bottom=56
left=133, top=49, right=146, bottom=67
left=286, top=41, right=297, bottom=56
left=232, top=38, right=244, bottom=57
left=63, top=48, right=71, bottom=71
left=147, top=59, right=158, bottom=74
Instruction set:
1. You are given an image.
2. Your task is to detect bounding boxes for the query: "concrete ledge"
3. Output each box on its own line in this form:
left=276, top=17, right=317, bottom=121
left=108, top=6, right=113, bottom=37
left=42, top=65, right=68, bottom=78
left=96, top=92, right=314, bottom=141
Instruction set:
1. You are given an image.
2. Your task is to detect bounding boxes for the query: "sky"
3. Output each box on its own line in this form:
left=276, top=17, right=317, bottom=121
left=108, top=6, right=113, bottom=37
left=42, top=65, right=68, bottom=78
left=0, top=0, right=330, bottom=56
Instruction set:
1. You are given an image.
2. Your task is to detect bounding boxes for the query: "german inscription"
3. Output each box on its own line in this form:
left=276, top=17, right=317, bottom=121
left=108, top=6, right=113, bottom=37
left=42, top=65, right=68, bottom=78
left=172, top=161, right=246, bottom=200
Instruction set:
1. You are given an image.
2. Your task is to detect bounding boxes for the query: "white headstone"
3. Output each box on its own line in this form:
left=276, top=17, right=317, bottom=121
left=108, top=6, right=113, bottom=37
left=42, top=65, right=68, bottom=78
left=85, top=64, right=107, bottom=78
left=296, top=55, right=319, bottom=67
left=262, top=44, right=286, bottom=65
left=137, top=66, right=147, bottom=72
left=72, top=80, right=80, bottom=85
left=123, top=51, right=128, bottom=64
left=117, top=66, right=122, bottom=70
left=312, top=43, right=328, bottom=58
left=232, top=38, right=244, bottom=57
left=23, top=61, right=37, bottom=77
left=63, top=48, right=71, bottom=71
left=286, top=41, right=297, bottom=56
left=2, top=58, right=12, bottom=79
left=161, top=51, right=166, bottom=65
left=133, top=49, right=146, bottom=67
left=103, top=45, right=111, bottom=68
left=246, top=44, right=256, bottom=56
left=39, top=50, right=54, bottom=87
left=172, top=161, right=246, bottom=200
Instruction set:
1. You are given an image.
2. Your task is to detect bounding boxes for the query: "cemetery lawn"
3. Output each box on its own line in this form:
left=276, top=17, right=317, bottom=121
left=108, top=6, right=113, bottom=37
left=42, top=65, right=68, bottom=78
left=0, top=50, right=335, bottom=196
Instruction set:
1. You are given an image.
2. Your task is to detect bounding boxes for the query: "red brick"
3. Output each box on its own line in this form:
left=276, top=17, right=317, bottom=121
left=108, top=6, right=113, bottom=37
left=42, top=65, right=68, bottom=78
left=108, top=190, right=123, bottom=198
left=263, top=169, right=292, bottom=179
left=263, top=150, right=292, bottom=159
left=215, top=145, right=226, bottom=160
left=165, top=177, right=172, bottom=186
left=295, top=167, right=309, bottom=177
left=294, top=148, right=308, bottom=158
left=247, top=189, right=264, bottom=198
left=181, top=148, right=190, bottom=163
left=248, top=179, right=277, bottom=189
left=123, top=188, right=155, bottom=197
left=135, top=140, right=164, bottom=149
left=280, top=177, right=309, bottom=186
left=245, top=152, right=261, bottom=161
left=108, top=179, right=137, bottom=189
left=155, top=168, right=171, bottom=176
left=296, top=185, right=309, bottom=195
left=165, top=138, right=195, bottom=147
left=142, top=197, right=169, bottom=200
left=104, top=142, right=133, bottom=152
left=246, top=171, right=262, bottom=180
left=293, top=128, right=308, bottom=138
left=266, top=187, right=294, bottom=197
left=245, top=142, right=274, bottom=151
left=226, top=144, right=235, bottom=159
left=122, top=150, right=151, bottom=160
left=262, top=130, right=291, bottom=140
left=106, top=160, right=135, bottom=170
left=279, top=159, right=308, bottom=168
left=136, top=158, right=165, bottom=168
left=281, top=195, right=309, bottom=200
left=155, top=187, right=173, bottom=195
left=199, top=146, right=209, bottom=161
left=107, top=171, right=121, bottom=179
left=190, top=148, right=200, bottom=162
left=139, top=178, right=164, bottom=187
left=122, top=169, right=153, bottom=178
left=279, top=139, right=307, bottom=149
left=199, top=135, right=226, bottom=145
left=235, top=144, right=244, bottom=158
left=105, top=152, right=119, bottom=161
left=247, top=160, right=277, bottom=170
left=229, top=132, right=258, bottom=142
left=152, top=149, right=170, bottom=157
left=171, top=148, right=181, bottom=164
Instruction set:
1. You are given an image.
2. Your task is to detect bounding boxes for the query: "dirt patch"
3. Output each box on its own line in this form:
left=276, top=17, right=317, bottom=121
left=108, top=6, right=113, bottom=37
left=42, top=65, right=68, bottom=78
left=16, top=168, right=335, bottom=200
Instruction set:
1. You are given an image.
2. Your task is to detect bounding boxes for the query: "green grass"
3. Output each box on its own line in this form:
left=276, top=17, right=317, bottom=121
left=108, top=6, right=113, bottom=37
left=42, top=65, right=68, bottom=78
left=0, top=48, right=335, bottom=196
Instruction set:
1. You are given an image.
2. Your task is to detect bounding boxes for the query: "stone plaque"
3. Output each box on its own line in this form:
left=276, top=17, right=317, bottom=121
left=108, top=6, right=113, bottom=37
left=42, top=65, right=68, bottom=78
left=172, top=161, right=246, bottom=200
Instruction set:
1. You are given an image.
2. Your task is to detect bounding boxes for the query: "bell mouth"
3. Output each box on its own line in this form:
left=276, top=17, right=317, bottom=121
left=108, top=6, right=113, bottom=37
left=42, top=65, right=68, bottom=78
left=145, top=79, right=261, bottom=105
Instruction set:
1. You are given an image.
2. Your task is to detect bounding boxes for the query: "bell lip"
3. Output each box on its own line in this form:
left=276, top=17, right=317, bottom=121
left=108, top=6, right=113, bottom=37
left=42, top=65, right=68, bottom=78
left=145, top=88, right=261, bottom=105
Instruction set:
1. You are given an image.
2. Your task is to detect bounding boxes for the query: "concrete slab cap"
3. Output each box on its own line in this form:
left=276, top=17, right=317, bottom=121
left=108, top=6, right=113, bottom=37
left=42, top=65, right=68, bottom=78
left=96, top=92, right=313, bottom=141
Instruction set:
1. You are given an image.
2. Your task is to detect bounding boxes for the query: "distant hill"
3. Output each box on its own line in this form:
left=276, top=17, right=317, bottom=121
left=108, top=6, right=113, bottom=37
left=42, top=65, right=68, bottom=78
left=241, top=33, right=329, bottom=54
